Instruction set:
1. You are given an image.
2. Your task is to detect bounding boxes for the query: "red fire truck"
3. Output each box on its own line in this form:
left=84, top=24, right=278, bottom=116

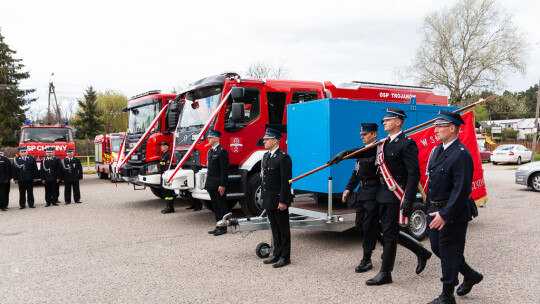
left=117, top=90, right=181, bottom=198
left=163, top=73, right=448, bottom=215
left=94, top=132, right=125, bottom=181
left=17, top=121, right=76, bottom=169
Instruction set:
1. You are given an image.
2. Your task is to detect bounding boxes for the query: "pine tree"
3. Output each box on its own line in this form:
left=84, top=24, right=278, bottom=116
left=0, top=28, right=36, bottom=146
left=73, top=86, right=105, bottom=139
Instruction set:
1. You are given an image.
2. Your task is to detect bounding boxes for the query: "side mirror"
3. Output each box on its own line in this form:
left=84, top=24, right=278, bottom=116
left=231, top=103, right=245, bottom=122
left=121, top=107, right=128, bottom=113
left=104, top=147, right=111, bottom=154
left=231, top=87, right=245, bottom=101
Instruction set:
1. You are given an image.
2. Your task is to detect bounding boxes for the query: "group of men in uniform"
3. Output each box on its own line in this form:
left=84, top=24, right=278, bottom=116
left=329, top=108, right=483, bottom=304
left=0, top=146, right=83, bottom=211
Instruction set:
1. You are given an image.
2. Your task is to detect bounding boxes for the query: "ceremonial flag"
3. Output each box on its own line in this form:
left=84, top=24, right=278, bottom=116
left=409, top=111, right=488, bottom=207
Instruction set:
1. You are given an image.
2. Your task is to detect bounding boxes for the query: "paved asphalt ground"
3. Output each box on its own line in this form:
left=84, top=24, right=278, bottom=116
left=1, top=163, right=539, bottom=304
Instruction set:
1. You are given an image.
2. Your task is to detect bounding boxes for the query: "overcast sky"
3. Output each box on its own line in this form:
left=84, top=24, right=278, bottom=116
left=1, top=0, right=539, bottom=117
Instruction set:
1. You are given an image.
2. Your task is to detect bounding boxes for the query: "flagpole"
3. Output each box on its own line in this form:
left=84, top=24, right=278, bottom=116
left=289, top=96, right=496, bottom=184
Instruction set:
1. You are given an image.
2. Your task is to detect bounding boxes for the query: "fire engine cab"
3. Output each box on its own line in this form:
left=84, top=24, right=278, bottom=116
left=94, top=132, right=125, bottom=181
left=17, top=121, right=76, bottom=169
left=162, top=73, right=448, bottom=215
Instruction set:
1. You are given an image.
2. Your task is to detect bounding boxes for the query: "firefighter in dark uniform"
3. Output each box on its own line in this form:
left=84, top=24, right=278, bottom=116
left=52, top=148, right=62, bottom=204
left=0, top=148, right=12, bottom=211
left=40, top=147, right=60, bottom=207
left=205, top=130, right=229, bottom=236
left=159, top=142, right=176, bottom=214
left=260, top=128, right=293, bottom=268
left=12, top=146, right=39, bottom=209
left=425, top=111, right=482, bottom=304
left=366, top=107, right=421, bottom=286
left=329, top=123, right=431, bottom=275
left=60, top=149, right=83, bottom=204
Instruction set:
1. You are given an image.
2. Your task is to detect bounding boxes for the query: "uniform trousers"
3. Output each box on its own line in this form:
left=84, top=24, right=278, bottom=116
left=44, top=181, right=57, bottom=204
left=355, top=199, right=380, bottom=254
left=0, top=182, right=9, bottom=209
left=379, top=202, right=400, bottom=243
left=18, top=180, right=35, bottom=207
left=428, top=214, right=468, bottom=286
left=267, top=208, right=291, bottom=259
left=208, top=190, right=227, bottom=222
left=64, top=181, right=81, bottom=203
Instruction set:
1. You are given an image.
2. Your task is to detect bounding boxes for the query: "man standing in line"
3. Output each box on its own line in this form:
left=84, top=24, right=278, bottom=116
left=61, top=149, right=83, bottom=204
left=425, top=111, right=482, bottom=304
left=366, top=107, right=421, bottom=286
left=205, top=130, right=229, bottom=236
left=52, top=148, right=62, bottom=205
left=0, top=148, right=12, bottom=211
left=260, top=128, right=293, bottom=268
left=12, top=146, right=39, bottom=209
left=329, top=123, right=431, bottom=275
left=159, top=142, right=176, bottom=214
left=40, top=147, right=60, bottom=207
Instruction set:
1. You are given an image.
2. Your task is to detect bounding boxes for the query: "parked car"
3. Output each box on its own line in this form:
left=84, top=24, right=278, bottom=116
left=515, top=161, right=540, bottom=192
left=478, top=146, right=491, bottom=162
left=491, top=144, right=532, bottom=165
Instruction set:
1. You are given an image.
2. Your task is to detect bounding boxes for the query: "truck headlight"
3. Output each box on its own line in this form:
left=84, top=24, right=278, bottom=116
left=147, top=164, right=158, bottom=174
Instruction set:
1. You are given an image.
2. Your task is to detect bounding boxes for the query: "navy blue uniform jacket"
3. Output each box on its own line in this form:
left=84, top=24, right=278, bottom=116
left=204, top=145, right=229, bottom=191
left=345, top=146, right=379, bottom=201
left=261, top=149, right=292, bottom=210
left=12, top=156, right=39, bottom=182
left=61, top=158, right=83, bottom=182
left=426, top=139, right=478, bottom=224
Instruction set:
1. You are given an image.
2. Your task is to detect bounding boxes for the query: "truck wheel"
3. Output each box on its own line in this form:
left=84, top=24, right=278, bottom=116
left=530, top=173, right=540, bottom=192
left=256, top=242, right=271, bottom=258
left=109, top=166, right=115, bottom=183
left=403, top=202, right=428, bottom=241
left=240, top=174, right=263, bottom=216
left=150, top=187, right=164, bottom=199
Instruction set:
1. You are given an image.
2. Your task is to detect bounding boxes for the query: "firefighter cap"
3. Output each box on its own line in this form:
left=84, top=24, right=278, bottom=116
left=207, top=130, right=221, bottom=138
left=263, top=128, right=282, bottom=140
left=381, top=107, right=407, bottom=123
left=18, top=146, right=28, bottom=152
left=160, top=141, right=170, bottom=147
left=66, top=149, right=74, bottom=154
left=360, top=123, right=378, bottom=135
left=434, top=110, right=465, bottom=126
left=0, top=148, right=4, bottom=153
left=45, top=147, right=55, bottom=152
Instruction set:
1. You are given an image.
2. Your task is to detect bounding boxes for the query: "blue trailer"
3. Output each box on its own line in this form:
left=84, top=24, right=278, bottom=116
left=219, top=98, right=456, bottom=258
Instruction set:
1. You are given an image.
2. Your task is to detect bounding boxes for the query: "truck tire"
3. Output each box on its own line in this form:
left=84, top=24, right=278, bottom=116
left=240, top=174, right=263, bottom=216
left=402, top=202, right=428, bottom=241
left=109, top=166, right=116, bottom=183
left=150, top=187, right=164, bottom=199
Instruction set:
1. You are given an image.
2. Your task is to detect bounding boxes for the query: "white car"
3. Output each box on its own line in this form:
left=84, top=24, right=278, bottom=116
left=491, top=144, right=533, bottom=165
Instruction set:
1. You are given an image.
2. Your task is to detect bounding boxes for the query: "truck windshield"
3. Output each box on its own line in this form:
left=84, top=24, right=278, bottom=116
left=21, top=128, right=73, bottom=143
left=178, top=86, right=223, bottom=130
left=128, top=103, right=159, bottom=134
left=111, top=138, right=123, bottom=153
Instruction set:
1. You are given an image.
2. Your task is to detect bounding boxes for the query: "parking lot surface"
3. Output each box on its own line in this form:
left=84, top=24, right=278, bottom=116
left=1, top=163, right=539, bottom=303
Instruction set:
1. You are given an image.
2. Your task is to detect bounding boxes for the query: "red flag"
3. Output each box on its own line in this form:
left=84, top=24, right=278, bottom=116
left=409, top=111, right=488, bottom=207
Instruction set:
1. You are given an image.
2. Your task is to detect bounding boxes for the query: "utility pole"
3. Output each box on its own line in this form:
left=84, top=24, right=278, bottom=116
left=47, top=73, right=60, bottom=124
left=531, top=77, right=540, bottom=162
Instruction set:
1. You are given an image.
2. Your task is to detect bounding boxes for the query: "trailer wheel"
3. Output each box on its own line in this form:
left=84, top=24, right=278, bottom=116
left=240, top=174, right=263, bottom=216
left=256, top=242, right=271, bottom=258
left=150, top=187, right=164, bottom=199
left=403, top=202, right=428, bottom=241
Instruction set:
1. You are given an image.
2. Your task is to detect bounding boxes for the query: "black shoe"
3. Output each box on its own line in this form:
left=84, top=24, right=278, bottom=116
left=398, top=231, right=432, bottom=274
left=208, top=227, right=218, bottom=234
left=1, top=208, right=7, bottom=211
left=427, top=294, right=456, bottom=304
left=45, top=204, right=51, bottom=207
left=273, top=258, right=290, bottom=268
left=193, top=202, right=202, bottom=211
left=65, top=202, right=71, bottom=205
left=19, top=206, right=25, bottom=210
left=263, top=256, right=280, bottom=264
left=355, top=260, right=373, bottom=273
left=29, top=205, right=36, bottom=208
left=457, top=270, right=483, bottom=296
left=366, top=271, right=392, bottom=285
left=416, top=248, right=432, bottom=274
left=213, top=228, right=227, bottom=236
left=162, top=207, right=175, bottom=214
left=52, top=203, right=59, bottom=206
left=75, top=201, right=82, bottom=204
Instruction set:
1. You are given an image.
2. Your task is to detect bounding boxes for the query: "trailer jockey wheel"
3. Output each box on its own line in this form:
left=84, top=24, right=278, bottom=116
left=256, top=242, right=271, bottom=258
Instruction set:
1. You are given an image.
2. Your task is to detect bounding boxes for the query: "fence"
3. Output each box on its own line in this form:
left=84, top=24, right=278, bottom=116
left=486, top=141, right=540, bottom=153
